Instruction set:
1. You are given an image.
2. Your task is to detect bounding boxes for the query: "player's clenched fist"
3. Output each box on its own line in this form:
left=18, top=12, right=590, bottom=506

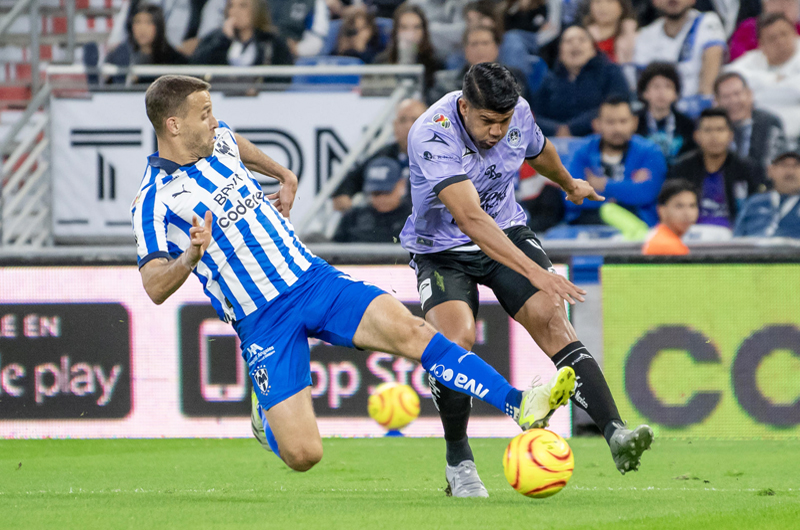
left=185, top=211, right=213, bottom=268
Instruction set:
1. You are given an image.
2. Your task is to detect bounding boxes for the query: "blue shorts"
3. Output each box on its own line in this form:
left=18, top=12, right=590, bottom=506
left=234, top=260, right=385, bottom=410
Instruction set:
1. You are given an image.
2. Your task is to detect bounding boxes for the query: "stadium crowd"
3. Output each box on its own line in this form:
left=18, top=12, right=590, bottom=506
left=103, top=0, right=800, bottom=248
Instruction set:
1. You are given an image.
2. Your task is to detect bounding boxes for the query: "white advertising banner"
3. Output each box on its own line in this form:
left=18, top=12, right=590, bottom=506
left=0, top=264, right=571, bottom=439
left=50, top=91, right=389, bottom=242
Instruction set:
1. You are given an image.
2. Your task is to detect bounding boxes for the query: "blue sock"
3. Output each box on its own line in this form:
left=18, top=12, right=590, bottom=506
left=421, top=333, right=523, bottom=419
left=258, top=406, right=281, bottom=457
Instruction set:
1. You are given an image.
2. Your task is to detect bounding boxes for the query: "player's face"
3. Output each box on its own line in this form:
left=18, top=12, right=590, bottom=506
left=769, top=157, right=800, bottom=195
left=695, top=117, right=733, bottom=157
left=181, top=90, right=218, bottom=159
left=642, top=75, right=678, bottom=111
left=760, top=20, right=797, bottom=66
left=459, top=99, right=515, bottom=150
left=659, top=190, right=698, bottom=237
left=715, top=77, right=753, bottom=123
left=595, top=104, right=637, bottom=149
left=655, top=0, right=695, bottom=19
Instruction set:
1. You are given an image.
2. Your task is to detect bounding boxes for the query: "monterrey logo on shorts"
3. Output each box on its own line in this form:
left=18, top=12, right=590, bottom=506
left=432, top=113, right=451, bottom=129
left=506, top=127, right=522, bottom=148
left=252, top=368, right=270, bottom=395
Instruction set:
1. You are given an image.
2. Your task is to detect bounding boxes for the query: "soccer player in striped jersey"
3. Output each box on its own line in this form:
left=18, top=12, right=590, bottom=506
left=132, top=75, right=576, bottom=473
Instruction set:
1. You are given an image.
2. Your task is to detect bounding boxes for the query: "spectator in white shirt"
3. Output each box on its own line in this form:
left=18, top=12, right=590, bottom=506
left=633, top=0, right=726, bottom=110
left=727, top=13, right=800, bottom=145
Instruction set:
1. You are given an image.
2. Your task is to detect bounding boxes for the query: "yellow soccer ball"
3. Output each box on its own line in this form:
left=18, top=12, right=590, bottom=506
left=368, top=382, right=420, bottom=430
left=503, top=429, right=574, bottom=498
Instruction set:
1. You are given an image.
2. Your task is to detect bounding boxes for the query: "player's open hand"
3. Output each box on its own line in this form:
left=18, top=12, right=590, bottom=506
left=565, top=178, right=605, bottom=205
left=185, top=211, right=213, bottom=268
left=529, top=267, right=586, bottom=306
left=267, top=171, right=298, bottom=218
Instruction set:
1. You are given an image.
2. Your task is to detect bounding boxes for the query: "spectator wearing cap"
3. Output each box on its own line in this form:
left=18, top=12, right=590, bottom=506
left=565, top=96, right=667, bottom=226
left=726, top=13, right=800, bottom=144
left=642, top=179, right=699, bottom=254
left=714, top=72, right=787, bottom=172
left=333, top=99, right=427, bottom=212
left=635, top=62, right=696, bottom=165
left=532, top=25, right=631, bottom=137
left=734, top=151, right=800, bottom=237
left=729, top=0, right=800, bottom=61
left=668, top=108, right=764, bottom=229
left=333, top=157, right=412, bottom=243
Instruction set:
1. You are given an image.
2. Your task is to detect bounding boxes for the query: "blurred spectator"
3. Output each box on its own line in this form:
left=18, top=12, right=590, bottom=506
left=642, top=178, right=699, bottom=254
left=633, top=0, right=726, bottom=100
left=270, top=0, right=330, bottom=57
left=367, top=0, right=409, bottom=19
left=734, top=151, right=800, bottom=237
left=106, top=4, right=188, bottom=84
left=635, top=62, right=696, bottom=163
left=532, top=26, right=631, bottom=137
left=432, top=26, right=531, bottom=102
left=714, top=72, right=787, bottom=171
left=378, top=4, right=443, bottom=96
left=333, top=99, right=427, bottom=211
left=191, top=0, right=293, bottom=65
left=498, top=0, right=562, bottom=68
left=333, top=157, right=412, bottom=242
left=729, top=0, right=800, bottom=61
left=668, top=108, right=764, bottom=228
left=565, top=96, right=667, bottom=226
left=335, top=6, right=385, bottom=63
left=582, top=0, right=638, bottom=63
left=726, top=13, right=800, bottom=145
left=409, top=0, right=470, bottom=61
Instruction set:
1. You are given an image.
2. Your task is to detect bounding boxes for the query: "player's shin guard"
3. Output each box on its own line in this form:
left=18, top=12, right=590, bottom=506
left=421, top=333, right=522, bottom=418
left=429, top=375, right=475, bottom=466
left=550, top=341, right=622, bottom=442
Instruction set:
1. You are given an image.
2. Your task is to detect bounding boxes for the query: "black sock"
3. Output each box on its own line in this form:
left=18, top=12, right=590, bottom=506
left=429, top=375, right=474, bottom=466
left=551, top=341, right=622, bottom=444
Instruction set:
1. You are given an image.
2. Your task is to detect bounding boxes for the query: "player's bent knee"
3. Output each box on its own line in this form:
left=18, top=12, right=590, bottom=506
left=282, top=443, right=323, bottom=472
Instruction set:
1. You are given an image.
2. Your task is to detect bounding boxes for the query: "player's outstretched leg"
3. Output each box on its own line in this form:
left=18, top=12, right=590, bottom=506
left=352, top=294, right=575, bottom=430
left=515, top=291, right=653, bottom=474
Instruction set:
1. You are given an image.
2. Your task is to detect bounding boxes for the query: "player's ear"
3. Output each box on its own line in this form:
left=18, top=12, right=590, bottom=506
left=165, top=116, right=180, bottom=136
left=458, top=97, right=469, bottom=116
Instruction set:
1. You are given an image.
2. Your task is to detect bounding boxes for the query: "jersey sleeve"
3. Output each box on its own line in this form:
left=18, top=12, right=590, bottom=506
left=525, top=121, right=546, bottom=158
left=698, top=12, right=726, bottom=50
left=131, top=184, right=170, bottom=268
left=409, top=123, right=468, bottom=195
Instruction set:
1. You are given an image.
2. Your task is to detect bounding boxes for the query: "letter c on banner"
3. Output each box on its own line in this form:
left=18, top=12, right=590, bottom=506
left=732, top=325, right=800, bottom=427
left=625, top=325, right=722, bottom=427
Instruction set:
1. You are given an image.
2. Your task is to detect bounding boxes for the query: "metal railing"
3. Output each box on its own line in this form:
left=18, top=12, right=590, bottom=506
left=0, top=83, right=52, bottom=247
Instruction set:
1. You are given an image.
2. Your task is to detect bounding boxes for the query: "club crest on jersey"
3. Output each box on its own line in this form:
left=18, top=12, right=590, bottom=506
left=252, top=368, right=270, bottom=395
left=432, top=113, right=451, bottom=129
left=506, top=127, right=522, bottom=148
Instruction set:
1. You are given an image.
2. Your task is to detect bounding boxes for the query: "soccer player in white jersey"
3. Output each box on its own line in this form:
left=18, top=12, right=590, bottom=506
left=400, top=63, right=654, bottom=497
left=131, top=75, right=577, bottom=473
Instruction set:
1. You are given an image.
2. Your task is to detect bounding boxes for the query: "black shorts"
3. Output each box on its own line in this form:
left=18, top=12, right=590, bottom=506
left=411, top=225, right=554, bottom=318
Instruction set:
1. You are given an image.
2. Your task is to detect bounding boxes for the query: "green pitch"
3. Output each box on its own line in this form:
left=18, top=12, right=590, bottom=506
left=1, top=437, right=798, bottom=529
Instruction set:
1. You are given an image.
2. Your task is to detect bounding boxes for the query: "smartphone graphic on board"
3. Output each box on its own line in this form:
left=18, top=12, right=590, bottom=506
left=199, top=319, right=246, bottom=402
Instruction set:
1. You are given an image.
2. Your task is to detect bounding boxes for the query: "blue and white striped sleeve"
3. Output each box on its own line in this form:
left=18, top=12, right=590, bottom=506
left=132, top=184, right=170, bottom=268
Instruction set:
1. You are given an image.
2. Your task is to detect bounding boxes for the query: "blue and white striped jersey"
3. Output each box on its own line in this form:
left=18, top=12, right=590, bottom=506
left=131, top=122, right=316, bottom=322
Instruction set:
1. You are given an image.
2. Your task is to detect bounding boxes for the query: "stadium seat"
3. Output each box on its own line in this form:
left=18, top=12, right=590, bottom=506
left=321, top=17, right=393, bottom=56
left=289, top=55, right=364, bottom=91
